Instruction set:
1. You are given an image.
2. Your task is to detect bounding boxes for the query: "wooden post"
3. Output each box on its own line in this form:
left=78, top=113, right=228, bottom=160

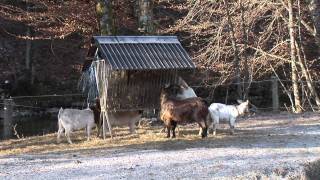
left=102, top=113, right=106, bottom=139
left=105, top=111, right=113, bottom=139
left=271, top=76, right=279, bottom=112
left=3, top=99, right=13, bottom=139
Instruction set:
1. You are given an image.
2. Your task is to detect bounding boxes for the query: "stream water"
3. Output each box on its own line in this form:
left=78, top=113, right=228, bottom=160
left=0, top=114, right=57, bottom=140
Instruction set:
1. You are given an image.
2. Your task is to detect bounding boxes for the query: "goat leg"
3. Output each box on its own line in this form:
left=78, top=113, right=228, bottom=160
left=198, top=121, right=208, bottom=138
left=87, top=126, right=91, bottom=141
left=97, top=113, right=103, bottom=137
left=201, top=127, right=208, bottom=138
left=129, top=120, right=136, bottom=134
left=65, top=131, right=72, bottom=144
left=57, top=128, right=63, bottom=143
left=171, top=121, right=177, bottom=138
left=229, top=118, right=235, bottom=135
left=166, top=126, right=171, bottom=138
left=198, top=128, right=202, bottom=136
left=212, top=124, right=217, bottom=136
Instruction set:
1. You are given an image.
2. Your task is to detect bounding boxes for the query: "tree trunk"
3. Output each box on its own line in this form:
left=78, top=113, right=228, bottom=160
left=26, top=4, right=33, bottom=85
left=288, top=0, right=302, bottom=113
left=295, top=41, right=320, bottom=108
left=308, top=0, right=320, bottom=36
left=26, top=26, right=31, bottom=70
left=137, top=0, right=154, bottom=34
left=239, top=0, right=249, bottom=100
left=307, top=0, right=320, bottom=47
left=96, top=0, right=116, bottom=35
left=224, top=0, right=241, bottom=98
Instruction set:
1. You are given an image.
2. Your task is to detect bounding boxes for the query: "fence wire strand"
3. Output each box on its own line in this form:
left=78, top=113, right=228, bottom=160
left=1, top=78, right=319, bottom=111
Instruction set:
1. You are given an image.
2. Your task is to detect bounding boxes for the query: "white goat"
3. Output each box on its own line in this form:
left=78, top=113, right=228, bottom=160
left=57, top=108, right=95, bottom=144
left=207, top=100, right=249, bottom=135
left=176, top=77, right=197, bottom=99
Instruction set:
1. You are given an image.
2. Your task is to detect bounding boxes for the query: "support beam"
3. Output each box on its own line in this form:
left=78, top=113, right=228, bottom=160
left=3, top=99, right=13, bottom=139
left=271, top=76, right=279, bottom=112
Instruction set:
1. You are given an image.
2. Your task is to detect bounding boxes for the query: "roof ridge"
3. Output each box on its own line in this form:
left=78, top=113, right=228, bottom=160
left=93, top=36, right=181, bottom=44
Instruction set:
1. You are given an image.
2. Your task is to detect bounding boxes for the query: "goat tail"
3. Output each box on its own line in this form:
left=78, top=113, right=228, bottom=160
left=58, top=107, right=63, bottom=120
left=57, top=107, right=64, bottom=129
left=57, top=107, right=64, bottom=143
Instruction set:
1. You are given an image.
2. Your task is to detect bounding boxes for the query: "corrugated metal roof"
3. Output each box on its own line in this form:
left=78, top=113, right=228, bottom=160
left=93, top=36, right=195, bottom=70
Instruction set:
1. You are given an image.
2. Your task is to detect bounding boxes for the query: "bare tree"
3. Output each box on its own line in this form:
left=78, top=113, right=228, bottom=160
left=308, top=0, right=320, bottom=37
left=295, top=1, right=320, bottom=109
left=26, top=0, right=33, bottom=85
left=96, top=0, right=116, bottom=35
left=137, top=0, right=154, bottom=34
left=163, top=0, right=320, bottom=110
left=288, top=0, right=302, bottom=113
left=239, top=0, right=250, bottom=100
left=224, top=0, right=242, bottom=98
left=295, top=41, right=320, bottom=107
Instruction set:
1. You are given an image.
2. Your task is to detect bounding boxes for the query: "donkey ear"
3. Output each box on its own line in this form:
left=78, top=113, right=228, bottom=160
left=237, top=99, right=243, bottom=104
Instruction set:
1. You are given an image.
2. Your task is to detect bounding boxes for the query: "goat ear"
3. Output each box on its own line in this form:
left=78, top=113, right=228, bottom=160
left=237, top=99, right=243, bottom=104
left=164, top=83, right=170, bottom=88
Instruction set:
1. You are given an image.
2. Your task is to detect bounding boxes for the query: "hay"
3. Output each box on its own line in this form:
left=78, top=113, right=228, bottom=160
left=0, top=124, right=206, bottom=156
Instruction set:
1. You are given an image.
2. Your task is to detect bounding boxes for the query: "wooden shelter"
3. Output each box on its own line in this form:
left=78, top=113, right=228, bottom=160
left=81, top=36, right=195, bottom=111
left=80, top=36, right=195, bottom=138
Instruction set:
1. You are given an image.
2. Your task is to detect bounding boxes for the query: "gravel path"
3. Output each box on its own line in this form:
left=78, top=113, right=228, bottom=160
left=1, top=113, right=320, bottom=179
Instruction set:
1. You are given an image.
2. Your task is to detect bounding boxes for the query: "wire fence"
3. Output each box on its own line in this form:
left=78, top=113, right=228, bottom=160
left=0, top=93, right=87, bottom=139
left=189, top=78, right=319, bottom=112
left=1, top=93, right=86, bottom=110
left=1, top=77, right=319, bottom=113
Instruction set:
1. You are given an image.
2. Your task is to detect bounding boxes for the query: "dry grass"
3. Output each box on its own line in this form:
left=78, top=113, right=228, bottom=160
left=0, top=124, right=217, bottom=156
left=1, top=112, right=319, bottom=157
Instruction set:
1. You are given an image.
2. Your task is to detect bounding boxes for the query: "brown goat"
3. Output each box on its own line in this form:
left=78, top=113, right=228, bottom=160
left=89, top=99, right=143, bottom=137
left=160, top=86, right=209, bottom=138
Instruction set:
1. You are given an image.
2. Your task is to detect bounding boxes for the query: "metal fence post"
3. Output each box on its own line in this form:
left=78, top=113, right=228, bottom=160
left=271, top=76, right=279, bottom=112
left=3, top=98, right=13, bottom=139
